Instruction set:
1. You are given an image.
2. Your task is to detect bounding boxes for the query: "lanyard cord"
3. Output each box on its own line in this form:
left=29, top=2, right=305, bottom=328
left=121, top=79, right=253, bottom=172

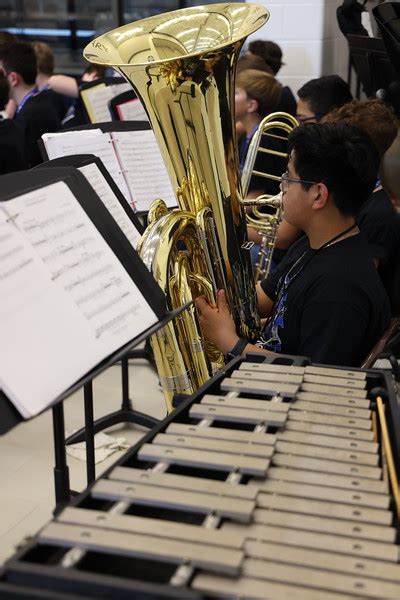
left=264, top=222, right=358, bottom=330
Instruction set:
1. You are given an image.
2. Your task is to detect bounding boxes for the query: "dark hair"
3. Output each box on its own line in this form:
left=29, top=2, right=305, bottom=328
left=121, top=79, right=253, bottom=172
left=288, top=122, right=380, bottom=216
left=32, top=41, right=54, bottom=77
left=82, top=63, right=107, bottom=78
left=237, top=54, right=274, bottom=75
left=297, top=75, right=353, bottom=118
left=0, top=41, right=37, bottom=85
left=248, top=40, right=283, bottom=75
left=0, top=71, right=9, bottom=109
left=236, top=69, right=282, bottom=118
left=323, top=98, right=398, bottom=158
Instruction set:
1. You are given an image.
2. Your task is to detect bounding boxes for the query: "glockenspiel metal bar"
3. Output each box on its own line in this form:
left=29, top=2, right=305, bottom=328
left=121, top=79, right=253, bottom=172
left=58, top=507, right=246, bottom=548
left=192, top=572, right=350, bottom=600
left=271, top=453, right=381, bottom=480
left=265, top=465, right=387, bottom=494
left=109, top=466, right=258, bottom=499
left=39, top=521, right=244, bottom=576
left=151, top=432, right=275, bottom=459
left=285, top=420, right=375, bottom=441
left=275, top=440, right=379, bottom=466
left=222, top=521, right=399, bottom=562
left=246, top=540, right=400, bottom=582
left=243, top=557, right=400, bottom=599
left=238, top=361, right=367, bottom=381
left=165, top=422, right=277, bottom=446
left=189, top=403, right=287, bottom=426
left=256, top=490, right=392, bottom=525
left=252, top=508, right=396, bottom=542
left=258, top=478, right=390, bottom=509
left=91, top=478, right=255, bottom=521
left=277, top=429, right=378, bottom=454
left=235, top=366, right=367, bottom=389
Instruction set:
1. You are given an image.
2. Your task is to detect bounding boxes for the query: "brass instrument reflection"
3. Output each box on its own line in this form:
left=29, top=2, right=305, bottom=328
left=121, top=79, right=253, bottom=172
left=84, top=3, right=268, bottom=411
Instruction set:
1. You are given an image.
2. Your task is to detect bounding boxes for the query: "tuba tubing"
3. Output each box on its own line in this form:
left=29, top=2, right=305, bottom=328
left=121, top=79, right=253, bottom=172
left=84, top=3, right=268, bottom=409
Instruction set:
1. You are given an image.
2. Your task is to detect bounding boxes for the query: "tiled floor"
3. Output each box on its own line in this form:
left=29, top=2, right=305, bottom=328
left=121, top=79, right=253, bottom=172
left=0, top=357, right=166, bottom=566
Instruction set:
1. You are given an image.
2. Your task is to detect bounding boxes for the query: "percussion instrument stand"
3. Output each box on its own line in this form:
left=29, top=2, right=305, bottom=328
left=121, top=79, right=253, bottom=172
left=65, top=353, right=159, bottom=447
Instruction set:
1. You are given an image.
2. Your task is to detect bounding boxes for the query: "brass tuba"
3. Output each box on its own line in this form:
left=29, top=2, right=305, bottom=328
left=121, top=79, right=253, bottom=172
left=84, top=3, right=268, bottom=411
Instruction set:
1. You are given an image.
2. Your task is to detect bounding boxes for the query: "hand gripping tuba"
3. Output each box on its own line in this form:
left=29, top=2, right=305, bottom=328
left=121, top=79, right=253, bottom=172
left=84, top=3, right=267, bottom=411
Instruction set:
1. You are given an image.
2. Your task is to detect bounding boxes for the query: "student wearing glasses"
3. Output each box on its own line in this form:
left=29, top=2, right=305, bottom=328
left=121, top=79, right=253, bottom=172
left=296, top=75, right=353, bottom=124
left=196, top=122, right=390, bottom=367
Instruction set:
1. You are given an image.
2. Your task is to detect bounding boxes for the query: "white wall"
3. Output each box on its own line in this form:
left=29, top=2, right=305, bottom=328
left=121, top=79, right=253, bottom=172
left=245, top=0, right=351, bottom=95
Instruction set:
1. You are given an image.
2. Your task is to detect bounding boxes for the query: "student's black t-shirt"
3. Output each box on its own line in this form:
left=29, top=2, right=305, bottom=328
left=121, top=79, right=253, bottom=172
left=15, top=92, right=61, bottom=167
left=0, top=118, right=28, bottom=174
left=357, top=188, right=399, bottom=266
left=259, top=234, right=390, bottom=366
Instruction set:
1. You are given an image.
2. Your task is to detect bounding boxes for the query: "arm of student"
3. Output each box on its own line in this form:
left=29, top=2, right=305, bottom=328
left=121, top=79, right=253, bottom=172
left=48, top=75, right=79, bottom=98
left=195, top=289, right=275, bottom=356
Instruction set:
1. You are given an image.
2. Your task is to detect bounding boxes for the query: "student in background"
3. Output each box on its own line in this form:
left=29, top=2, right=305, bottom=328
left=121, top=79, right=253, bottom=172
left=48, top=63, right=107, bottom=127
left=0, top=71, right=28, bottom=174
left=235, top=68, right=283, bottom=198
left=246, top=40, right=296, bottom=116
left=32, top=41, right=69, bottom=121
left=296, top=74, right=353, bottom=123
left=323, top=98, right=398, bottom=269
left=0, top=41, right=61, bottom=167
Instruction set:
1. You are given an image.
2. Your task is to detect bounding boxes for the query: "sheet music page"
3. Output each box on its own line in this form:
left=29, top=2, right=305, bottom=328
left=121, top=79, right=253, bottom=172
left=111, top=130, right=177, bottom=212
left=81, top=83, right=131, bottom=123
left=0, top=181, right=157, bottom=418
left=78, top=162, right=141, bottom=248
left=117, top=99, right=149, bottom=122
left=42, top=129, right=132, bottom=203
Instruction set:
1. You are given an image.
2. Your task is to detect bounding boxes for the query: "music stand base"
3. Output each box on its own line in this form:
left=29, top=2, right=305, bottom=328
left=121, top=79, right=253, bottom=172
left=65, top=406, right=159, bottom=445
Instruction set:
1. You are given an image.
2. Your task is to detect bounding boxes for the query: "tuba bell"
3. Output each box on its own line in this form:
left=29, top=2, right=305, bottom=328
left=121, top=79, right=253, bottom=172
left=84, top=3, right=268, bottom=411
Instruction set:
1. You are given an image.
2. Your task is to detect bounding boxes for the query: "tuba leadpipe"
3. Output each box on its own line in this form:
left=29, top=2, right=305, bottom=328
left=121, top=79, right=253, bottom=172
left=84, top=3, right=267, bottom=410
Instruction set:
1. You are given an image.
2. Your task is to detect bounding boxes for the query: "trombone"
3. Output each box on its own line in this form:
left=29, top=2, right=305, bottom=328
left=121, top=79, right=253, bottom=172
left=241, top=112, right=298, bottom=282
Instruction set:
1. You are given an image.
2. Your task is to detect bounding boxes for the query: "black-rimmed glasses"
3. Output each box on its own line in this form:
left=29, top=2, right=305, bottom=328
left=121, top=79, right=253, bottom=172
left=281, top=171, right=317, bottom=193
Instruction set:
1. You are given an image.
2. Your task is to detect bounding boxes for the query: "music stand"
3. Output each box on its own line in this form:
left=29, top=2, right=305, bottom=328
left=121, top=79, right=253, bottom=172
left=109, top=89, right=138, bottom=120
left=0, top=166, right=186, bottom=511
left=347, top=34, right=398, bottom=97
left=34, top=154, right=157, bottom=445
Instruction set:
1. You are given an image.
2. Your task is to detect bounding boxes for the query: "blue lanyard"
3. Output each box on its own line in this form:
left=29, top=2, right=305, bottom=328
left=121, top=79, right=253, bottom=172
left=16, top=87, right=39, bottom=114
left=239, top=124, right=259, bottom=173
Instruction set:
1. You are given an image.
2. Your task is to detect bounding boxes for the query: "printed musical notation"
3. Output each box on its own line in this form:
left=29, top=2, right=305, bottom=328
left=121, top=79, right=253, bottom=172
left=112, top=130, right=176, bottom=212
left=42, top=129, right=132, bottom=203
left=78, top=162, right=142, bottom=249
left=0, top=181, right=156, bottom=418
left=116, top=98, right=149, bottom=122
left=81, top=82, right=131, bottom=123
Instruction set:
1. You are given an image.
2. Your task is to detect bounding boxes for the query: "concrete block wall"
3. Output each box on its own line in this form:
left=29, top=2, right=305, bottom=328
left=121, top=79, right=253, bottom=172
left=244, top=0, right=353, bottom=95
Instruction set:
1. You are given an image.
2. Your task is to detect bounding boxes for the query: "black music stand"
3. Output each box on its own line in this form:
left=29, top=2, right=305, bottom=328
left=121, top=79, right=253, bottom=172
left=79, top=76, right=127, bottom=123
left=109, top=89, right=138, bottom=120
left=0, top=166, right=184, bottom=511
left=347, top=33, right=398, bottom=97
left=33, top=154, right=157, bottom=444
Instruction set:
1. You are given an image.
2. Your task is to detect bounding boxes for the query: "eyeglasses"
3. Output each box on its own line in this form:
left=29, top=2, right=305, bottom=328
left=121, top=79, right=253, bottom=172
left=280, top=171, right=317, bottom=193
left=296, top=112, right=325, bottom=124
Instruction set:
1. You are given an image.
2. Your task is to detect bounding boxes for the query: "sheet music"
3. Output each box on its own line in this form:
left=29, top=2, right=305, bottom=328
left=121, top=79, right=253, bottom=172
left=78, top=162, right=141, bottom=248
left=0, top=181, right=157, bottom=418
left=111, top=130, right=177, bottom=212
left=81, top=82, right=131, bottom=123
left=41, top=129, right=132, bottom=203
left=116, top=99, right=149, bottom=122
